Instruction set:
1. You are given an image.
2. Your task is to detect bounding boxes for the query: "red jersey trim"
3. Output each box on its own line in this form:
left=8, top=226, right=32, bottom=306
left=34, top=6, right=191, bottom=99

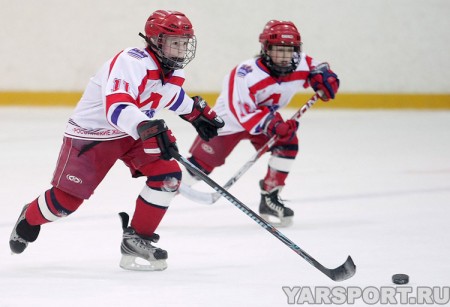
left=105, top=93, right=135, bottom=111
left=108, top=51, right=124, bottom=77
left=168, top=76, right=185, bottom=87
left=228, top=66, right=239, bottom=123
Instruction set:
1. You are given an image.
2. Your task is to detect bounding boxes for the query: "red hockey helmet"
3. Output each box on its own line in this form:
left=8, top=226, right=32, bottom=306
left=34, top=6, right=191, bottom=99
left=143, top=10, right=196, bottom=70
left=145, top=10, right=194, bottom=38
left=259, top=20, right=301, bottom=49
left=259, top=20, right=302, bottom=76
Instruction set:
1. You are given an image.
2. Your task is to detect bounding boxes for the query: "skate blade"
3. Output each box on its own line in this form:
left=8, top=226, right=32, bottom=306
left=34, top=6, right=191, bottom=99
left=260, top=214, right=293, bottom=228
left=119, top=255, right=168, bottom=271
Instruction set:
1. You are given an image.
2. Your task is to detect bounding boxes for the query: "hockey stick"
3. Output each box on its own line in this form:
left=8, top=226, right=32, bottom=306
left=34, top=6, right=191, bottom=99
left=171, top=148, right=356, bottom=282
left=179, top=93, right=320, bottom=204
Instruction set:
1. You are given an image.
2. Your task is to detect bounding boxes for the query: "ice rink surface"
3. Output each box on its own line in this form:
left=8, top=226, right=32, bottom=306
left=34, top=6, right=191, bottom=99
left=1, top=106, right=449, bottom=306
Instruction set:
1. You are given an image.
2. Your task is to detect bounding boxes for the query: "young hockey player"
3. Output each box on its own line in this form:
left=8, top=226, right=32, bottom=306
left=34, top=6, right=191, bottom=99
left=183, top=19, right=339, bottom=227
left=9, top=10, right=224, bottom=271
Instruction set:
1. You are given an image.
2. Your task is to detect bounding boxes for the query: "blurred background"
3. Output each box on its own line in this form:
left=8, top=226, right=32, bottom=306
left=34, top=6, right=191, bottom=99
left=1, top=0, right=449, bottom=108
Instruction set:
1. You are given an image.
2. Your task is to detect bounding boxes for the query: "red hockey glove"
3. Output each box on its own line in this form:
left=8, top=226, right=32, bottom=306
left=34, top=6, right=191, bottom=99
left=309, top=63, right=340, bottom=101
left=263, top=112, right=299, bottom=143
left=137, top=120, right=178, bottom=160
left=180, top=96, right=225, bottom=141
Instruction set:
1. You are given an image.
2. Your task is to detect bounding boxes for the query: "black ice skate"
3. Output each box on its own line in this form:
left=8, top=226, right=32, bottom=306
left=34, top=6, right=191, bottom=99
left=9, top=204, right=41, bottom=254
left=259, top=180, right=294, bottom=227
left=118, top=212, right=168, bottom=271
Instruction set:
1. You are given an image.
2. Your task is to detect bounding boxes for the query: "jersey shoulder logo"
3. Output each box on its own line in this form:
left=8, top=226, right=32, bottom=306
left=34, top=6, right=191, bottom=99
left=237, top=64, right=252, bottom=77
left=127, top=48, right=148, bottom=60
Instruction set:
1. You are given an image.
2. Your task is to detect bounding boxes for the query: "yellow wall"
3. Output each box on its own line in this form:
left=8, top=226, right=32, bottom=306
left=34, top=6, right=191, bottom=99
left=1, top=91, right=449, bottom=109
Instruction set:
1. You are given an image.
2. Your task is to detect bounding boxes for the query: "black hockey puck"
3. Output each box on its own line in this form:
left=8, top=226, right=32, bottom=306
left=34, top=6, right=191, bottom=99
left=392, top=274, right=409, bottom=284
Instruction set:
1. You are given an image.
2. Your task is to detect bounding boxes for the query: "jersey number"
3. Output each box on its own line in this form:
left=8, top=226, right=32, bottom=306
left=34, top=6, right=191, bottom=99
left=112, top=79, right=130, bottom=93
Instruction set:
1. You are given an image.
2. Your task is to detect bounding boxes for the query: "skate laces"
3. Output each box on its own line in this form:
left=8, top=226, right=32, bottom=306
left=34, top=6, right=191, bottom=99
left=266, top=192, right=287, bottom=211
left=124, top=229, right=159, bottom=251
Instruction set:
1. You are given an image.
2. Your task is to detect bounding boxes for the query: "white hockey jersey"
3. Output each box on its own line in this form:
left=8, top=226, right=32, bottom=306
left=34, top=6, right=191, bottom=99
left=65, top=47, right=194, bottom=141
left=214, top=53, right=320, bottom=135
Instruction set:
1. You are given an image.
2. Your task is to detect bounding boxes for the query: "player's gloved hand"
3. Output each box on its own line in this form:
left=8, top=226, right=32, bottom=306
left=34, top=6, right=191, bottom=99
left=180, top=96, right=225, bottom=141
left=137, top=119, right=178, bottom=160
left=309, top=63, right=340, bottom=101
left=263, top=112, right=299, bottom=143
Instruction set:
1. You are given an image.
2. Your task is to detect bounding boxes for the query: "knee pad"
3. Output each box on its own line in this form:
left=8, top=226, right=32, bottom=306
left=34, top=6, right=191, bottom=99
left=143, top=160, right=182, bottom=191
left=138, top=160, right=182, bottom=208
left=271, top=141, right=299, bottom=158
left=30, top=187, right=83, bottom=223
left=270, top=143, right=298, bottom=171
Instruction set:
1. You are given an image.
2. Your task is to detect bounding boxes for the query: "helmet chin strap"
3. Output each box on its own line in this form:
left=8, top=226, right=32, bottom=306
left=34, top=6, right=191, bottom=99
left=161, top=57, right=183, bottom=70
left=139, top=32, right=176, bottom=73
left=261, top=52, right=299, bottom=77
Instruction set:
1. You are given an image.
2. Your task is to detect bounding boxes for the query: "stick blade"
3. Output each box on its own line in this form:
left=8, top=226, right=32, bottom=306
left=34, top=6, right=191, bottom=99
left=178, top=183, right=215, bottom=204
left=327, top=256, right=356, bottom=281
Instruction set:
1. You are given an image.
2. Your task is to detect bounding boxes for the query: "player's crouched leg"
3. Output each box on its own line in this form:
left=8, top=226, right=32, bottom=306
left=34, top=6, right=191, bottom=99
left=119, top=159, right=181, bottom=271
